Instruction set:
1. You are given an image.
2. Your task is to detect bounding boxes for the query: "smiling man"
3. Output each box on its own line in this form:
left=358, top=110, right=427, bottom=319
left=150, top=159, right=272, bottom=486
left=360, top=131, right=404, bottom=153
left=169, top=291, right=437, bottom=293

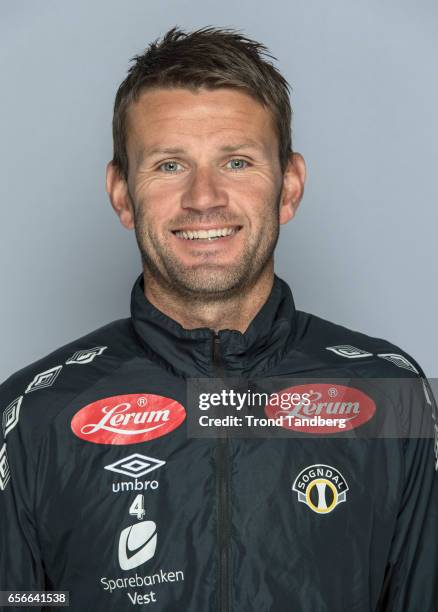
left=107, top=85, right=304, bottom=331
left=0, top=26, right=437, bottom=612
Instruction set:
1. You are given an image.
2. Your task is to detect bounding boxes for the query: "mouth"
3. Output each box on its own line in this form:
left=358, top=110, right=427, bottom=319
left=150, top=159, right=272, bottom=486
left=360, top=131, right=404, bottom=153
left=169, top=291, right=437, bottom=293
left=171, top=225, right=242, bottom=241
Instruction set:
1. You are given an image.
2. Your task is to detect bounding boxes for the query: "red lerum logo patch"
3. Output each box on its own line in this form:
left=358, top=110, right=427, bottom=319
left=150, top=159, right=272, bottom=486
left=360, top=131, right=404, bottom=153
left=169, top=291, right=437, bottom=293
left=265, top=383, right=376, bottom=434
left=71, top=393, right=186, bottom=445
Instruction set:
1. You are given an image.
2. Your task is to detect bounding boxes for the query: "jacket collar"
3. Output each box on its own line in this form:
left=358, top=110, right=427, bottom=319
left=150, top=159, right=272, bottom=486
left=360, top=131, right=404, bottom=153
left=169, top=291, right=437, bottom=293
left=130, top=272, right=298, bottom=378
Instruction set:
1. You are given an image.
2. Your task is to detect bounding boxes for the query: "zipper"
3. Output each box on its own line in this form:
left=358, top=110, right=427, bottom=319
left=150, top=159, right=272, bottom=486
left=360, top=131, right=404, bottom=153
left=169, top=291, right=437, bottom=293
left=212, top=332, right=226, bottom=378
left=212, top=332, right=231, bottom=612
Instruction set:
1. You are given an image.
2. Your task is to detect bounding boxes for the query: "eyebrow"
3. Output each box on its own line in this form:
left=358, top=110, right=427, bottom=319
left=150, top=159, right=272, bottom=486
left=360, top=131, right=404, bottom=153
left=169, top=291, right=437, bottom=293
left=136, top=142, right=263, bottom=166
left=136, top=147, right=183, bottom=166
left=220, top=142, right=263, bottom=153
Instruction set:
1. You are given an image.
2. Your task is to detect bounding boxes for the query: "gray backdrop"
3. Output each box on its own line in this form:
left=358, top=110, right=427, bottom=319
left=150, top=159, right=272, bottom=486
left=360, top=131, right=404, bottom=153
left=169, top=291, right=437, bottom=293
left=1, top=0, right=437, bottom=382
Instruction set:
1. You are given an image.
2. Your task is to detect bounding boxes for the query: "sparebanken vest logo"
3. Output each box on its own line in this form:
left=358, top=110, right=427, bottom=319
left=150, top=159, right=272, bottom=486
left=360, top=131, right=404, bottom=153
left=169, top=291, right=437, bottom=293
left=71, top=393, right=186, bottom=445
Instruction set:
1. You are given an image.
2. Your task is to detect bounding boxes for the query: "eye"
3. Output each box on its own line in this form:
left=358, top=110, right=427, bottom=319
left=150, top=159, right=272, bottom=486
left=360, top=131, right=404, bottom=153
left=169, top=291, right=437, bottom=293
left=227, top=158, right=249, bottom=171
left=158, top=161, right=184, bottom=173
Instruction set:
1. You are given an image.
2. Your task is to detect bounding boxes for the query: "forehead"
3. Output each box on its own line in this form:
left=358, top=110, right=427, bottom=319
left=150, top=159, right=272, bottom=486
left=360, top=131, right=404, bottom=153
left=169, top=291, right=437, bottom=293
left=125, top=87, right=277, bottom=155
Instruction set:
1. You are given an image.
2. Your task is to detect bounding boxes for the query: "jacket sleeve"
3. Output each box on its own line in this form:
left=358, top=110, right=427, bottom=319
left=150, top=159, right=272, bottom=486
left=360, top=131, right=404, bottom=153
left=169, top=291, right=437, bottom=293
left=377, top=375, right=438, bottom=611
left=0, top=382, right=45, bottom=611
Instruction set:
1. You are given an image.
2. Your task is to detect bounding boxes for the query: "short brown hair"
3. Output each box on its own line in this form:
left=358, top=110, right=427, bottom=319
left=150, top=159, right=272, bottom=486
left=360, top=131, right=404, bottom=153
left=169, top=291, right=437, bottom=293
left=111, top=25, right=293, bottom=180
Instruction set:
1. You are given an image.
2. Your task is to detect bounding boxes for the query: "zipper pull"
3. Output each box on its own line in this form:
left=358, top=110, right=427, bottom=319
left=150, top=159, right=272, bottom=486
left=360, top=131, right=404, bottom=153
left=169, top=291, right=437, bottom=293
left=212, top=331, right=225, bottom=378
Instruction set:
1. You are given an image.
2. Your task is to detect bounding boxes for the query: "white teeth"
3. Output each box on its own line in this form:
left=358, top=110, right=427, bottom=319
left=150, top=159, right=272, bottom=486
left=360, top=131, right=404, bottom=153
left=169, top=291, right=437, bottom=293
left=175, top=227, right=238, bottom=240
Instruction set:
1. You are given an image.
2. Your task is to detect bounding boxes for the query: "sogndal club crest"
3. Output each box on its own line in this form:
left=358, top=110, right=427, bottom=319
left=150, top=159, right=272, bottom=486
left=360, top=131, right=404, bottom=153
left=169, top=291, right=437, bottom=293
left=292, top=464, right=349, bottom=514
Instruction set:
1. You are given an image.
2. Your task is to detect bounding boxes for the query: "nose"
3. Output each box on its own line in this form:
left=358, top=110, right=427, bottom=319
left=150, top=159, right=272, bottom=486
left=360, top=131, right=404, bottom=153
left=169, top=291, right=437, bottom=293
left=180, top=165, right=228, bottom=213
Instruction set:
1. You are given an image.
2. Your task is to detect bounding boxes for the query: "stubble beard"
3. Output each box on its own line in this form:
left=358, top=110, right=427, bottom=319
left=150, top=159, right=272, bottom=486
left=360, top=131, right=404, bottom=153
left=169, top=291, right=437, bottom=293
left=133, top=199, right=281, bottom=302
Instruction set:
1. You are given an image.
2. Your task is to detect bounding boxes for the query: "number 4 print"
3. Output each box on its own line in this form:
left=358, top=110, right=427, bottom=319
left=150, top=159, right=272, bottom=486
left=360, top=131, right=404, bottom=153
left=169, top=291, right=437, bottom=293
left=129, top=494, right=146, bottom=520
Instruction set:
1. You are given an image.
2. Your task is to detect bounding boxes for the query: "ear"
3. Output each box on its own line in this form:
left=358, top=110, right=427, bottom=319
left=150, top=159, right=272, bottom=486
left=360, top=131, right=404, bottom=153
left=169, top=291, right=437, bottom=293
left=106, top=161, right=135, bottom=230
left=278, top=152, right=306, bottom=225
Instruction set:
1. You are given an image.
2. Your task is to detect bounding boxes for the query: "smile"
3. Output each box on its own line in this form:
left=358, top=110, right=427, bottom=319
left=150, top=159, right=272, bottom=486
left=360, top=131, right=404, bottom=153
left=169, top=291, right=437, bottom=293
left=172, top=226, right=241, bottom=241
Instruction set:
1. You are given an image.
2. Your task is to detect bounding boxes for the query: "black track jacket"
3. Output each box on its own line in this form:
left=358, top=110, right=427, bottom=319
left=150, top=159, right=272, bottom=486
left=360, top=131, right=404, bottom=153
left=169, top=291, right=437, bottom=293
left=1, top=273, right=437, bottom=611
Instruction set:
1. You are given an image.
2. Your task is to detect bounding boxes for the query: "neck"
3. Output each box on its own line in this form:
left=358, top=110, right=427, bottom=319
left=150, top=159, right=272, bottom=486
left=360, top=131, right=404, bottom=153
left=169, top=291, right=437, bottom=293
left=142, top=263, right=275, bottom=334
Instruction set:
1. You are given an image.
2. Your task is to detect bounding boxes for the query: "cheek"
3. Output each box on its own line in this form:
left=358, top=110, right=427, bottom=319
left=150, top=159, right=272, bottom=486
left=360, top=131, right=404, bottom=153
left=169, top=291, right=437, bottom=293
left=237, top=182, right=278, bottom=222
left=134, top=188, right=178, bottom=226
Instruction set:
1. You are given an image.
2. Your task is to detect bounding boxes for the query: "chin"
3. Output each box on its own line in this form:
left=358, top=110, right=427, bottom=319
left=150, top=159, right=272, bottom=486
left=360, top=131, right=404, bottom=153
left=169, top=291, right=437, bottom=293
left=174, top=270, right=248, bottom=295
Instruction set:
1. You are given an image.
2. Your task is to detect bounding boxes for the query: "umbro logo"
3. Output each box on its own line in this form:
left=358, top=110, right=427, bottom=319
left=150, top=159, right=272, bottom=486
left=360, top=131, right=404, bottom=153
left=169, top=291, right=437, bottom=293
left=105, top=454, right=166, bottom=479
left=25, top=366, right=62, bottom=393
left=2, top=396, right=23, bottom=438
left=377, top=353, right=419, bottom=374
left=325, top=345, right=372, bottom=359
left=422, top=379, right=432, bottom=406
left=66, top=346, right=107, bottom=365
left=0, top=443, right=11, bottom=491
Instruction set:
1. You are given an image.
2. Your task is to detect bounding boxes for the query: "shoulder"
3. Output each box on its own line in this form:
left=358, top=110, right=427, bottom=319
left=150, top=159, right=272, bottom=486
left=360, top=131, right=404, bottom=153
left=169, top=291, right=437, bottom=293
left=0, top=317, right=141, bottom=448
left=293, top=309, right=426, bottom=379
left=290, top=311, right=436, bottom=441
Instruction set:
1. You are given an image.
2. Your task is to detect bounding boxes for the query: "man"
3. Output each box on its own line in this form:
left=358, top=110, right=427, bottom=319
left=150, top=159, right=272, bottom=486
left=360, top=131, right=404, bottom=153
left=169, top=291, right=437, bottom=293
left=0, top=26, right=437, bottom=612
